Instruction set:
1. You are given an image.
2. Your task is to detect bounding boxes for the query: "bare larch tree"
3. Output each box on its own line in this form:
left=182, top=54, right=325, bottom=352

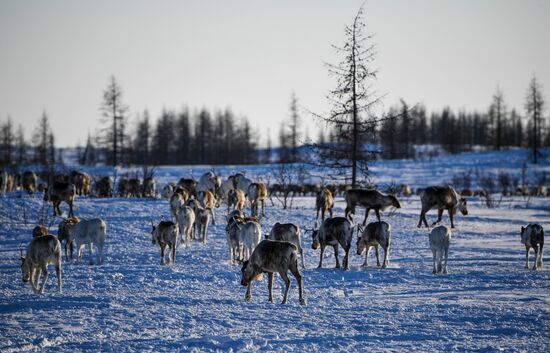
left=101, top=75, right=128, bottom=166
left=525, top=75, right=546, bottom=164
left=311, top=6, right=387, bottom=187
left=489, top=86, right=506, bottom=151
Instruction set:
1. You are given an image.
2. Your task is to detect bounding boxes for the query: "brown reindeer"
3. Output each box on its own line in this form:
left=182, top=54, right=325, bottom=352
left=417, top=186, right=468, bottom=228
left=345, top=189, right=401, bottom=225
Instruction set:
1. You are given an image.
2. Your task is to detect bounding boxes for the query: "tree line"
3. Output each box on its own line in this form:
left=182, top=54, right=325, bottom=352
left=376, top=76, right=547, bottom=160
left=1, top=74, right=547, bottom=170
left=0, top=111, right=56, bottom=169
left=93, top=75, right=259, bottom=166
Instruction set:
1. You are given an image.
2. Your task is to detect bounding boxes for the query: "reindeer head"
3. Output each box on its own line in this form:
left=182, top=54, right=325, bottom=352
left=311, top=222, right=320, bottom=250
left=19, top=246, right=30, bottom=283
left=458, top=197, right=468, bottom=215
left=240, top=260, right=262, bottom=286
left=390, top=195, right=401, bottom=209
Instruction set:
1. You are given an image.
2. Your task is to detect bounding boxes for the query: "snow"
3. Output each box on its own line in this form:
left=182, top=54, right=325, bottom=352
left=1, top=148, right=550, bottom=351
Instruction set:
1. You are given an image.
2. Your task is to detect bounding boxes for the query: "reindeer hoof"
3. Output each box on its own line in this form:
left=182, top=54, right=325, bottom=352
left=280, top=300, right=287, bottom=305
left=244, top=295, right=251, bottom=302
left=443, top=269, right=448, bottom=274
left=381, top=265, right=387, bottom=269
left=300, top=299, right=307, bottom=306
left=432, top=270, right=437, bottom=274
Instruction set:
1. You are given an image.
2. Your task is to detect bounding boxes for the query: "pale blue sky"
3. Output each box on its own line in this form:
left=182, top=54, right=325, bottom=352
left=1, top=0, right=549, bottom=147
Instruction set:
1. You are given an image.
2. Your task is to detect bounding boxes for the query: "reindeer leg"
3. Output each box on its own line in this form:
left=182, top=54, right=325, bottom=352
left=39, top=265, right=48, bottom=294
left=279, top=270, right=291, bottom=304
left=423, top=210, right=430, bottom=228
left=98, top=243, right=104, bottom=265
left=532, top=247, right=539, bottom=271
left=290, top=260, right=306, bottom=305
left=343, top=245, right=350, bottom=270
left=525, top=246, right=530, bottom=269
left=363, top=209, right=370, bottom=226
left=32, top=268, right=41, bottom=293
left=267, top=272, right=274, bottom=303
left=448, top=208, right=455, bottom=228
left=333, top=245, right=340, bottom=269
left=87, top=244, right=94, bottom=265
left=375, top=209, right=381, bottom=222
left=432, top=249, right=437, bottom=274
left=316, top=208, right=320, bottom=221
left=443, top=247, right=449, bottom=274
left=172, top=244, right=177, bottom=264
left=244, top=283, right=252, bottom=301
left=160, top=245, right=166, bottom=265
left=375, top=245, right=381, bottom=267
left=55, top=261, right=62, bottom=293
left=382, top=245, right=389, bottom=268
left=69, top=241, right=74, bottom=260
left=261, top=199, right=265, bottom=217
left=538, top=244, right=544, bottom=268
left=363, top=246, right=370, bottom=267
left=432, top=209, right=443, bottom=226
left=77, top=244, right=83, bottom=264
left=417, top=211, right=424, bottom=228
left=300, top=246, right=306, bottom=270
left=318, top=245, right=326, bottom=268
left=211, top=208, right=216, bottom=226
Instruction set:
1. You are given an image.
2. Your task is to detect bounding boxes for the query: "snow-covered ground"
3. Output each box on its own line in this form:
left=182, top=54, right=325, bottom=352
left=1, top=149, right=550, bottom=352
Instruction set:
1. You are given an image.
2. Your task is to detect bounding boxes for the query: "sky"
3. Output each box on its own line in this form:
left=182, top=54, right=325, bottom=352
left=0, top=0, right=549, bottom=147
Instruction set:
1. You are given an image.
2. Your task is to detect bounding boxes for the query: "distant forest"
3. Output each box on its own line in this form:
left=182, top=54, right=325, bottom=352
left=0, top=78, right=548, bottom=169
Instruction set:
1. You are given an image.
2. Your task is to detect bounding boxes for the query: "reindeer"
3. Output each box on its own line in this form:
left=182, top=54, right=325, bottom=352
left=58, top=216, right=80, bottom=261
left=429, top=225, right=451, bottom=274
left=44, top=181, right=76, bottom=217
left=240, top=240, right=306, bottom=305
left=345, top=189, right=401, bottom=225
left=521, top=224, right=544, bottom=270
left=227, top=188, right=246, bottom=213
left=198, top=190, right=217, bottom=225
left=315, top=188, right=334, bottom=221
left=95, top=176, right=112, bottom=198
left=247, top=182, right=268, bottom=217
left=65, top=218, right=107, bottom=265
left=418, top=186, right=468, bottom=228
left=176, top=206, right=195, bottom=247
left=20, top=235, right=62, bottom=294
left=356, top=221, right=392, bottom=268
left=22, top=171, right=37, bottom=193
left=151, top=221, right=179, bottom=265
left=311, top=217, right=353, bottom=270
left=268, top=222, right=305, bottom=269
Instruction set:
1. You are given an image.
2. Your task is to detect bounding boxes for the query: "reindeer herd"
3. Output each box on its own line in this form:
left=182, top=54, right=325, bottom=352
left=11, top=169, right=545, bottom=305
